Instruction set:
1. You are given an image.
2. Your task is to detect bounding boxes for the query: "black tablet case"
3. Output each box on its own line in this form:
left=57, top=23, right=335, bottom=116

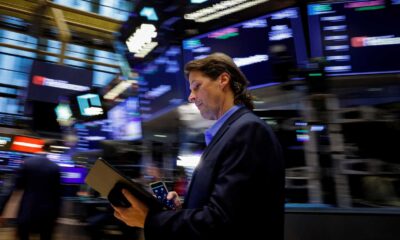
left=85, top=158, right=164, bottom=211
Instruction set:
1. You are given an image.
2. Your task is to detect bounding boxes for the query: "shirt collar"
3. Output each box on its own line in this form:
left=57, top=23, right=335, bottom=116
left=204, top=105, right=241, bottom=146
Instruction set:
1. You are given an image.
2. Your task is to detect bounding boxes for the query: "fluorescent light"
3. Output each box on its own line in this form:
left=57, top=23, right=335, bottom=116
left=191, top=0, right=208, bottom=3
left=126, top=24, right=158, bottom=56
left=185, top=0, right=269, bottom=23
left=104, top=80, right=137, bottom=100
left=177, top=154, right=201, bottom=167
left=154, top=134, right=167, bottom=138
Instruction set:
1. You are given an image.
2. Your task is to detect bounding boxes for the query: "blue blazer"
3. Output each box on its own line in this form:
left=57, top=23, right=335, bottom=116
left=16, top=155, right=62, bottom=225
left=145, top=107, right=285, bottom=240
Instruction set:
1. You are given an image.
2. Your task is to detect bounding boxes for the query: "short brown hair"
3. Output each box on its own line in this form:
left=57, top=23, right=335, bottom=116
left=184, top=52, right=254, bottom=110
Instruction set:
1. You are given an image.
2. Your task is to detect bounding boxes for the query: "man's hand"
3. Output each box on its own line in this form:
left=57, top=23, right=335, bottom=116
left=112, top=189, right=149, bottom=228
left=167, top=191, right=182, bottom=210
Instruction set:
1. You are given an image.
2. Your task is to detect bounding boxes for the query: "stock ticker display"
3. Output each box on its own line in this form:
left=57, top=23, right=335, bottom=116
left=182, top=7, right=309, bottom=89
left=308, top=0, right=400, bottom=76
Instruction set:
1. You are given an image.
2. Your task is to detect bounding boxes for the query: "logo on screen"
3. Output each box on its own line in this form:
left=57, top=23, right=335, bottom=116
left=77, top=94, right=103, bottom=116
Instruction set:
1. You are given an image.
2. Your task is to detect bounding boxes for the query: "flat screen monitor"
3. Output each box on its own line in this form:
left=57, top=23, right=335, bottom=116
left=10, top=136, right=45, bottom=154
left=307, top=0, right=400, bottom=76
left=60, top=166, right=88, bottom=185
left=137, top=46, right=187, bottom=121
left=182, top=7, right=309, bottom=89
left=0, top=134, right=13, bottom=151
left=70, top=91, right=107, bottom=122
left=107, top=97, right=142, bottom=141
left=0, top=150, right=35, bottom=169
left=27, top=61, right=92, bottom=103
left=74, top=119, right=111, bottom=150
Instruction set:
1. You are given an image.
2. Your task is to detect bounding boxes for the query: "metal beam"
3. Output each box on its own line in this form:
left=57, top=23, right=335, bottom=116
left=0, top=0, right=121, bottom=41
left=0, top=42, right=120, bottom=69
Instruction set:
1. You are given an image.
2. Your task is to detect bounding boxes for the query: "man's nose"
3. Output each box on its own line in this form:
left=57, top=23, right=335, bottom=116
left=188, top=92, right=195, bottom=103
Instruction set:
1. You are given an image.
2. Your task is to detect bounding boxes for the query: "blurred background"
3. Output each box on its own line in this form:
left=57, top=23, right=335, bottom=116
left=0, top=0, right=399, bottom=239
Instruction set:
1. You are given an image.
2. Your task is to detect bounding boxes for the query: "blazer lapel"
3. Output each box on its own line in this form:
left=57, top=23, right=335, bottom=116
left=201, top=107, right=249, bottom=160
left=184, top=107, right=250, bottom=205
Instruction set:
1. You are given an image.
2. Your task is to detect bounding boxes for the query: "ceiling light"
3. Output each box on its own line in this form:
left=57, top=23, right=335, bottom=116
left=185, top=0, right=269, bottom=23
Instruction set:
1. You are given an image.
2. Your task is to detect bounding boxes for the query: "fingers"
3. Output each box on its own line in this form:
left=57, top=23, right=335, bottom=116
left=166, top=191, right=182, bottom=209
left=121, top=189, right=136, bottom=204
left=113, top=209, right=123, bottom=221
left=167, top=191, right=179, bottom=200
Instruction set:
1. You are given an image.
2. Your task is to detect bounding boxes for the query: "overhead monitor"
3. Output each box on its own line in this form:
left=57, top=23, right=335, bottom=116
left=27, top=61, right=92, bottom=103
left=307, top=0, right=400, bottom=76
left=69, top=91, right=107, bottom=122
left=0, top=134, right=13, bottom=151
left=60, top=166, right=88, bottom=185
left=10, top=136, right=45, bottom=154
left=137, top=46, right=187, bottom=120
left=107, top=97, right=142, bottom=141
left=74, top=119, right=111, bottom=150
left=182, top=6, right=309, bottom=89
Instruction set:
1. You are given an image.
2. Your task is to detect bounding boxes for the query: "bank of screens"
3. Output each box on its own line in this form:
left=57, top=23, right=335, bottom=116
left=182, top=7, right=308, bottom=89
left=137, top=46, right=187, bottom=121
left=307, top=0, right=400, bottom=76
left=107, top=97, right=142, bottom=141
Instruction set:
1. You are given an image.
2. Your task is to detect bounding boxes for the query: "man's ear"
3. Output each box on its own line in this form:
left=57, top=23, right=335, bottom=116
left=219, top=72, right=230, bottom=90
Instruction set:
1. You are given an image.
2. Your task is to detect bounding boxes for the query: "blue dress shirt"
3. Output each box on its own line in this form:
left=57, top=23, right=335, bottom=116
left=204, top=105, right=241, bottom=146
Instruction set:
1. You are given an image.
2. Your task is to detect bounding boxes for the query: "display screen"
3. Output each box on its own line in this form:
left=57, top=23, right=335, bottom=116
left=27, top=61, right=92, bottom=103
left=182, top=7, right=308, bottom=89
left=74, top=119, right=111, bottom=150
left=70, top=91, right=107, bottom=122
left=0, top=134, right=13, bottom=151
left=60, top=166, right=88, bottom=184
left=107, top=97, right=142, bottom=141
left=10, top=136, right=45, bottom=153
left=137, top=46, right=187, bottom=121
left=0, top=150, right=35, bottom=169
left=307, top=0, right=400, bottom=76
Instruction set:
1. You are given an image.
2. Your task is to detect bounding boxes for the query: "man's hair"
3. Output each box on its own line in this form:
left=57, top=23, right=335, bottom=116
left=184, top=52, right=254, bottom=110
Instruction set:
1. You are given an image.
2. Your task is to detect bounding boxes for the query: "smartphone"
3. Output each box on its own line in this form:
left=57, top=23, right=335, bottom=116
left=149, top=181, right=175, bottom=210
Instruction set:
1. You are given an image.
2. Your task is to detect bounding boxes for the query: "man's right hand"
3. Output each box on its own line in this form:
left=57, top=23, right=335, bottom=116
left=167, top=191, right=182, bottom=210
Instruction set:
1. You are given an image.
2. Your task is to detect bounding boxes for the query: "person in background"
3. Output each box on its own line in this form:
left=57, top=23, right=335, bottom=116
left=113, top=52, right=285, bottom=240
left=5, top=140, right=62, bottom=240
left=173, top=166, right=188, bottom=197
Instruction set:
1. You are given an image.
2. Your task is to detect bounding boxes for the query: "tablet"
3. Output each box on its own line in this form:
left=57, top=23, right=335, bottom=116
left=85, top=158, right=164, bottom=211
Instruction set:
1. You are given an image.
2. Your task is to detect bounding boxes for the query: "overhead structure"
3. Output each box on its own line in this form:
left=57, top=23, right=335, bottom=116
left=0, top=0, right=124, bottom=67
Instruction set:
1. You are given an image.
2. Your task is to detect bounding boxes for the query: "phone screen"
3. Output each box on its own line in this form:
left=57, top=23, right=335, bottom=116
left=150, top=181, right=175, bottom=210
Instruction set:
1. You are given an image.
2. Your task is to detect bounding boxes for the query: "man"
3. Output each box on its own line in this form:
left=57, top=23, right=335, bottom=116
left=13, top=140, right=62, bottom=240
left=113, top=53, right=285, bottom=240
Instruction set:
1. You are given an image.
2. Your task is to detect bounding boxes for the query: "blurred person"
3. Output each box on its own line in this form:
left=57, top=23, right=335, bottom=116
left=173, top=166, right=188, bottom=197
left=113, top=53, right=285, bottom=240
left=1, top=140, right=62, bottom=240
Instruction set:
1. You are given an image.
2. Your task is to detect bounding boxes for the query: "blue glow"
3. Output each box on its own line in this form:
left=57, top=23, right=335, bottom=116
left=140, top=7, right=158, bottom=21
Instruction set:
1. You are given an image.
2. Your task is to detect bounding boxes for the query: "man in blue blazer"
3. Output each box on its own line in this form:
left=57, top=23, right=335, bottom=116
left=113, top=52, right=285, bottom=240
left=15, top=140, right=62, bottom=240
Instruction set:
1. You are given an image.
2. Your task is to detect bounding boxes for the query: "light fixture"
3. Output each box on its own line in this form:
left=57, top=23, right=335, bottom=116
left=104, top=79, right=137, bottom=100
left=184, top=0, right=270, bottom=23
left=126, top=24, right=158, bottom=58
left=191, top=0, right=208, bottom=3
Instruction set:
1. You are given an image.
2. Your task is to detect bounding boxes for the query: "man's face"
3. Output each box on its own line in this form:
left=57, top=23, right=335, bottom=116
left=187, top=70, right=223, bottom=120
